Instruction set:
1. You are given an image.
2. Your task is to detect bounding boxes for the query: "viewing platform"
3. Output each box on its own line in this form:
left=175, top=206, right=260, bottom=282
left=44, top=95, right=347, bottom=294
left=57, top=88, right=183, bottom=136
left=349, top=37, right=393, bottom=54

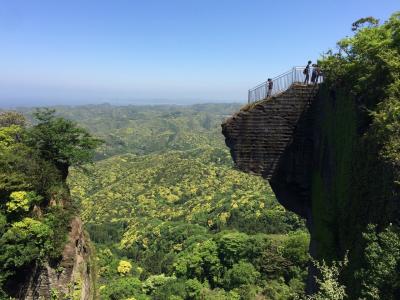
left=222, top=68, right=323, bottom=218
left=248, top=66, right=323, bottom=103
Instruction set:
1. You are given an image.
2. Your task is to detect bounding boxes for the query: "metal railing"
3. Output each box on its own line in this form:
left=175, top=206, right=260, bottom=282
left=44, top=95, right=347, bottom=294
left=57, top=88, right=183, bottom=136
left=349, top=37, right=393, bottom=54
left=248, top=66, right=323, bottom=103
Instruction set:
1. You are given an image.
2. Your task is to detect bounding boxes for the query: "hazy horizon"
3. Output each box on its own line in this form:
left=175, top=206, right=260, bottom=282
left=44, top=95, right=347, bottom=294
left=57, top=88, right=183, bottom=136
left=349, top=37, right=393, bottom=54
left=0, top=97, right=242, bottom=109
left=0, top=98, right=244, bottom=110
left=1, top=0, right=398, bottom=106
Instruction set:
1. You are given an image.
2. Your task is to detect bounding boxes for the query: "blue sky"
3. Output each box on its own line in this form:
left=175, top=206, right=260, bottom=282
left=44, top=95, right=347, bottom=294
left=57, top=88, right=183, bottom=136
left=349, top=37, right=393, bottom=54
left=0, top=0, right=398, bottom=106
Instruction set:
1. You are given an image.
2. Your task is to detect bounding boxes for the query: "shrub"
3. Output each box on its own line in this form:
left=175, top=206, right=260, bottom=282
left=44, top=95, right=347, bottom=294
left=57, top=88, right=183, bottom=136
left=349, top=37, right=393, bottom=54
left=117, top=260, right=133, bottom=275
left=99, top=277, right=144, bottom=300
left=0, top=218, right=54, bottom=270
left=6, top=191, right=43, bottom=214
left=222, top=261, right=260, bottom=290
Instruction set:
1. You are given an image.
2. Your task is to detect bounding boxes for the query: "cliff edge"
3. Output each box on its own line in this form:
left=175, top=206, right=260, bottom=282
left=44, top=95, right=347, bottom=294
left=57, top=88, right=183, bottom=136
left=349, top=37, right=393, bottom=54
left=222, top=82, right=400, bottom=296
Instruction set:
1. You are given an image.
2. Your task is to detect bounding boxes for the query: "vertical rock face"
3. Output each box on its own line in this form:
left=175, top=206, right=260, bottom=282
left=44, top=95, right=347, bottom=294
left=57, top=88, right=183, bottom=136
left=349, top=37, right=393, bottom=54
left=17, top=217, right=95, bottom=300
left=222, top=83, right=400, bottom=297
left=222, top=84, right=317, bottom=219
left=221, top=84, right=328, bottom=293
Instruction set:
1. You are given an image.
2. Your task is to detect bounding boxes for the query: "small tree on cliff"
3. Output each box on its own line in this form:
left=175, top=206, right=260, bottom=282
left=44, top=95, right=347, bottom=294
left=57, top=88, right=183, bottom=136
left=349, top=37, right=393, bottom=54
left=26, top=109, right=102, bottom=179
left=306, top=254, right=348, bottom=300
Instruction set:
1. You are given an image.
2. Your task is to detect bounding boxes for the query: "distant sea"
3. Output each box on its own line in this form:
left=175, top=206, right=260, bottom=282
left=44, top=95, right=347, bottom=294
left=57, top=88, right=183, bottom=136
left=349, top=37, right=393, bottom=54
left=0, top=98, right=240, bottom=109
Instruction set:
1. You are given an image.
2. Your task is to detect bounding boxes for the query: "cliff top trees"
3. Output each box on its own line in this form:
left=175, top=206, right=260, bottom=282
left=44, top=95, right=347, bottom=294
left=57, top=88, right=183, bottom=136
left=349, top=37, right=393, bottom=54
left=0, top=109, right=102, bottom=297
left=315, top=12, right=400, bottom=299
left=320, top=12, right=399, bottom=101
left=26, top=109, right=103, bottom=179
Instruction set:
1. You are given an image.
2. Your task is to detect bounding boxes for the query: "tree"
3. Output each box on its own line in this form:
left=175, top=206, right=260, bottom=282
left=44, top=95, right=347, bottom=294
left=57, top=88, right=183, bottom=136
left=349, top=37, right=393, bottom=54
left=0, top=212, right=6, bottom=235
left=26, top=109, right=102, bottom=179
left=216, top=232, right=249, bottom=267
left=356, top=225, right=400, bottom=300
left=6, top=191, right=43, bottom=214
left=99, top=277, right=147, bottom=300
left=0, top=218, right=54, bottom=270
left=0, top=112, right=26, bottom=128
left=282, top=231, right=310, bottom=280
left=174, top=240, right=222, bottom=287
left=351, top=17, right=379, bottom=31
left=0, top=127, right=60, bottom=199
left=306, top=255, right=348, bottom=300
left=117, top=260, right=133, bottom=276
left=222, top=261, right=260, bottom=290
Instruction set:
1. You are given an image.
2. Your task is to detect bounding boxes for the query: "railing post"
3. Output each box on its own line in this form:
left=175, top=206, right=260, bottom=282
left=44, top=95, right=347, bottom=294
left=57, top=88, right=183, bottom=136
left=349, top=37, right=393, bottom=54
left=292, top=67, right=294, bottom=84
left=248, top=90, right=251, bottom=104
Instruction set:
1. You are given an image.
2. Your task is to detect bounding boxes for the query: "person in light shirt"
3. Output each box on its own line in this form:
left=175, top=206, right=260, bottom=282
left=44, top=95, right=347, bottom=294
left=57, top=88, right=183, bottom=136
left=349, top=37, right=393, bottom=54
left=267, top=78, right=273, bottom=98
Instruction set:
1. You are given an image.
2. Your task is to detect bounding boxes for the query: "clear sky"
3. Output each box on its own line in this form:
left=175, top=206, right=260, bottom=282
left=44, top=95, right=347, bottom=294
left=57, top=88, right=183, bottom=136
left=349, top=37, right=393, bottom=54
left=0, top=0, right=398, bottom=106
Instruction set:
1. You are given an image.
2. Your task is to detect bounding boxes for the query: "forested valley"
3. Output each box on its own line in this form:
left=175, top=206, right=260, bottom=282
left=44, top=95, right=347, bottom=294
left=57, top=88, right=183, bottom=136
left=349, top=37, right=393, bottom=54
left=1, top=11, right=400, bottom=300
left=58, top=103, right=310, bottom=299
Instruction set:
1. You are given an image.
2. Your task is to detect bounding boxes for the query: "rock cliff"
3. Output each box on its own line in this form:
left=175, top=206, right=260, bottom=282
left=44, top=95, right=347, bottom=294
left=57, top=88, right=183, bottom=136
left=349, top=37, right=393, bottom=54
left=16, top=217, right=96, bottom=300
left=222, top=84, right=317, bottom=220
left=222, top=82, right=400, bottom=295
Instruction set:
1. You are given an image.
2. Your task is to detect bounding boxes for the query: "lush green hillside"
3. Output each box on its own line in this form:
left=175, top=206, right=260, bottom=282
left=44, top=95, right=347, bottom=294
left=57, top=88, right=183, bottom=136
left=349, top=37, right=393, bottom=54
left=20, top=103, right=240, bottom=158
left=62, top=103, right=309, bottom=299
left=1, top=11, right=399, bottom=300
left=69, top=147, right=303, bottom=234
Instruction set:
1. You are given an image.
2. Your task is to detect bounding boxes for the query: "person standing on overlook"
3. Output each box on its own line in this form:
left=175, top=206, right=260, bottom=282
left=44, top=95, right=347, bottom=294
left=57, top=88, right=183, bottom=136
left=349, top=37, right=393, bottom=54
left=267, top=78, right=273, bottom=98
left=303, top=60, right=312, bottom=84
left=311, top=64, right=322, bottom=84
left=311, top=64, right=318, bottom=83
left=315, top=65, right=322, bottom=82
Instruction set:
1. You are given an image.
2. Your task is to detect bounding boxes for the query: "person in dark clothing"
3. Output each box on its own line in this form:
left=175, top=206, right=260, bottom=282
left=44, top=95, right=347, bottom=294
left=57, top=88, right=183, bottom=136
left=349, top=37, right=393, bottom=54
left=303, top=60, right=312, bottom=84
left=311, top=64, right=322, bottom=84
left=315, top=65, right=322, bottom=82
left=311, top=64, right=317, bottom=83
left=267, top=78, right=273, bottom=98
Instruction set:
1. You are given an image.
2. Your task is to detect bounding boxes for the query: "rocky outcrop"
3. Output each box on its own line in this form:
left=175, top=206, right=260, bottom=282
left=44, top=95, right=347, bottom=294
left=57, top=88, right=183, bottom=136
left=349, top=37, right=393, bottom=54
left=222, top=84, right=317, bottom=219
left=222, top=83, right=400, bottom=297
left=17, top=217, right=96, bottom=300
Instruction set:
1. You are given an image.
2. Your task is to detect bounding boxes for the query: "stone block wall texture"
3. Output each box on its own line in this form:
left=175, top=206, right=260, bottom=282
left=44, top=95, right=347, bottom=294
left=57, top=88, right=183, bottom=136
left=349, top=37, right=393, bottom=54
left=222, top=84, right=317, bottom=219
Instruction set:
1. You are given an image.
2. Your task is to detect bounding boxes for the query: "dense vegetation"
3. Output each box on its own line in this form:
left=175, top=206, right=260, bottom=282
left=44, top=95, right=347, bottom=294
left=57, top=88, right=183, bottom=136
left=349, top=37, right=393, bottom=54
left=309, top=12, right=400, bottom=299
left=1, top=11, right=398, bottom=300
left=0, top=110, right=100, bottom=298
left=64, top=104, right=310, bottom=299
left=20, top=103, right=239, bottom=159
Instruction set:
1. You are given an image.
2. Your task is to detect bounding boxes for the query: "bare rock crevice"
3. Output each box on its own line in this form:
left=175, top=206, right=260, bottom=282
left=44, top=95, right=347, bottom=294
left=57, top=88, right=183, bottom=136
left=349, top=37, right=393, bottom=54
left=17, top=217, right=95, bottom=300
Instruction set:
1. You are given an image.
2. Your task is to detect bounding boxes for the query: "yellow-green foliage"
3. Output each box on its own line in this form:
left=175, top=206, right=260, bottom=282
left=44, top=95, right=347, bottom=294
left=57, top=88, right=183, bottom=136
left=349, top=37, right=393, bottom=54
left=118, top=260, right=133, bottom=275
left=69, top=146, right=303, bottom=250
left=64, top=103, right=308, bottom=299
left=0, top=125, right=23, bottom=150
left=6, top=191, right=31, bottom=213
left=306, top=254, right=348, bottom=300
left=42, top=104, right=241, bottom=158
left=0, top=217, right=54, bottom=269
left=6, top=191, right=42, bottom=213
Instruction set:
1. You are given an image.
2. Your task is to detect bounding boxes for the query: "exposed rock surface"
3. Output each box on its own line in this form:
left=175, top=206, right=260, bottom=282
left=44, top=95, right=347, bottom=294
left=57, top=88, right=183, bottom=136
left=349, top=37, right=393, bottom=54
left=222, top=84, right=317, bottom=219
left=222, top=83, right=400, bottom=297
left=222, top=84, right=327, bottom=293
left=17, top=217, right=95, bottom=300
